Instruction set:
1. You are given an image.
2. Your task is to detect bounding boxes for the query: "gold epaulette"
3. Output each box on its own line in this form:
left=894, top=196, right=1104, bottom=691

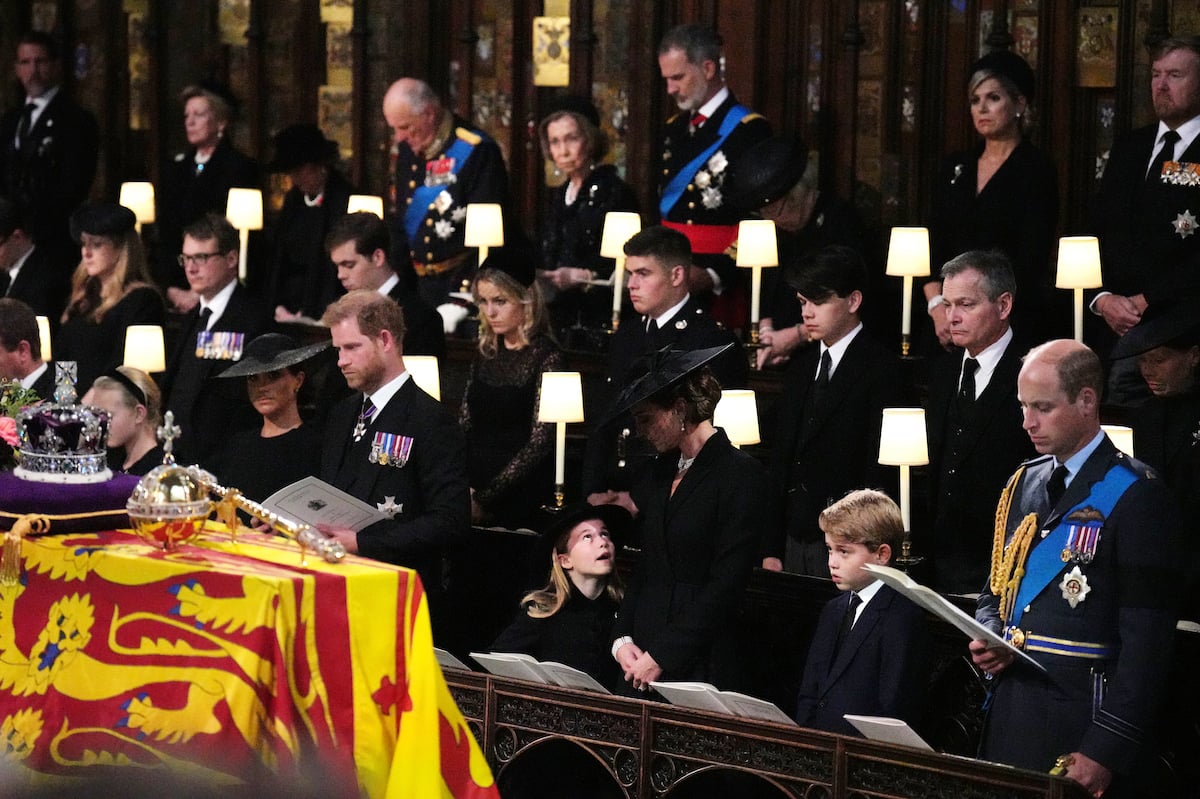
left=988, top=465, right=1039, bottom=623
left=740, top=112, right=764, bottom=124
left=455, top=127, right=482, bottom=146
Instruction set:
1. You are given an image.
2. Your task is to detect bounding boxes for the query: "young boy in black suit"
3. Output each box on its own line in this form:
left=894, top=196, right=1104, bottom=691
left=794, top=489, right=928, bottom=735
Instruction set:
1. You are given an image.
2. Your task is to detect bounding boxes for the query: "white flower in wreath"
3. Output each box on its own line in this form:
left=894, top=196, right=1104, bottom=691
left=434, top=190, right=454, bottom=215
left=434, top=219, right=456, bottom=240
left=450, top=205, right=468, bottom=223
left=701, top=186, right=723, bottom=209
left=694, top=170, right=712, bottom=189
left=707, top=150, right=728, bottom=175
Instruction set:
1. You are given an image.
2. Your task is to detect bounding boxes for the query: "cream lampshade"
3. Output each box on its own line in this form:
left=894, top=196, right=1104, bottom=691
left=600, top=211, right=642, bottom=328
left=347, top=194, right=385, bottom=218
left=1055, top=236, right=1104, bottom=343
left=713, top=389, right=760, bottom=448
left=537, top=371, right=585, bottom=510
left=735, top=220, right=779, bottom=326
left=226, top=188, right=264, bottom=283
left=35, top=316, right=51, bottom=362
left=465, top=203, right=504, bottom=269
left=123, top=325, right=166, bottom=373
left=1102, top=424, right=1135, bottom=457
left=119, top=181, right=155, bottom=234
left=405, top=356, right=441, bottom=401
left=878, top=407, right=930, bottom=534
left=885, top=227, right=931, bottom=356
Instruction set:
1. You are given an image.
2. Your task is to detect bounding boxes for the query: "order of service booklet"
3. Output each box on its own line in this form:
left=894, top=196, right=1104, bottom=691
left=843, top=714, right=933, bottom=750
left=260, top=476, right=387, bottom=533
left=470, top=652, right=611, bottom=694
left=862, top=564, right=1045, bottom=673
left=649, top=681, right=796, bottom=725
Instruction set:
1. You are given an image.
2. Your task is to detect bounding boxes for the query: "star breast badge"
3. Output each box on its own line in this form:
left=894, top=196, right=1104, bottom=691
left=1058, top=565, right=1091, bottom=609
left=376, top=496, right=403, bottom=519
left=1173, top=209, right=1197, bottom=238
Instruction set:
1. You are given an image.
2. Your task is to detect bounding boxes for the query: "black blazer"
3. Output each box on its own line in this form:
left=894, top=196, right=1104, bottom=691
left=795, top=584, right=928, bottom=735
left=28, top=362, right=54, bottom=401
left=924, top=340, right=1033, bottom=592
left=1091, top=124, right=1200, bottom=304
left=768, top=329, right=902, bottom=556
left=977, top=439, right=1183, bottom=776
left=319, top=378, right=470, bottom=590
left=162, top=283, right=272, bottom=464
left=5, top=246, right=70, bottom=322
left=614, top=430, right=767, bottom=689
left=386, top=281, right=446, bottom=359
left=0, top=91, right=99, bottom=247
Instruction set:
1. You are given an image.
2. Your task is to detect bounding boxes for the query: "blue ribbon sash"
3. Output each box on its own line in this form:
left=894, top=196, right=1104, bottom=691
left=658, top=105, right=750, bottom=218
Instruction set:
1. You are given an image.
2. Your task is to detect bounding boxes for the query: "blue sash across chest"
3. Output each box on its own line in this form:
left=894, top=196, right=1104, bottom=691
left=1009, top=462, right=1137, bottom=629
left=659, top=106, right=750, bottom=217
left=403, top=135, right=476, bottom=242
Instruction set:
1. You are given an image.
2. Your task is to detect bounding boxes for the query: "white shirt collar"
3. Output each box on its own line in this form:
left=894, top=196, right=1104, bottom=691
left=368, top=370, right=411, bottom=414
left=24, top=86, right=58, bottom=130
left=651, top=294, right=691, bottom=329
left=696, top=86, right=729, bottom=120
left=1152, top=115, right=1200, bottom=168
left=855, top=578, right=885, bottom=613
left=818, top=322, right=863, bottom=377
left=198, top=278, right=238, bottom=328
left=377, top=273, right=400, bottom=297
left=961, top=326, right=1013, bottom=398
left=1058, top=429, right=1107, bottom=488
left=20, top=361, right=47, bottom=391
left=5, top=244, right=34, bottom=286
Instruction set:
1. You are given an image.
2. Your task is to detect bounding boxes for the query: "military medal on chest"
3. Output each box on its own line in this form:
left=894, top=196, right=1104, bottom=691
left=1059, top=565, right=1092, bottom=608
left=369, top=431, right=413, bottom=468
left=425, top=155, right=457, bottom=187
left=1061, top=507, right=1104, bottom=563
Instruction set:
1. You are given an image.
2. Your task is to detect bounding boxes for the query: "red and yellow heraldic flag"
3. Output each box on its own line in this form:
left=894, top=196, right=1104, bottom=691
left=0, top=528, right=498, bottom=798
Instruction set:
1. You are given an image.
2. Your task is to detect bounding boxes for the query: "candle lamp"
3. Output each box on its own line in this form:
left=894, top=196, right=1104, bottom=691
left=735, top=220, right=779, bottom=369
left=465, top=203, right=504, bottom=270
left=878, top=407, right=929, bottom=569
left=537, top=371, right=585, bottom=511
left=347, top=194, right=385, bottom=218
left=35, top=316, right=51, bottom=362
left=1101, top=424, right=1134, bottom=457
left=1055, top=236, right=1104, bottom=343
left=713, top=389, right=760, bottom=448
left=885, top=227, right=931, bottom=357
left=599, top=211, right=642, bottom=332
left=225, top=188, right=263, bottom=283
left=123, top=325, right=166, bottom=373
left=405, top=356, right=441, bottom=401
left=119, top=181, right=155, bottom=235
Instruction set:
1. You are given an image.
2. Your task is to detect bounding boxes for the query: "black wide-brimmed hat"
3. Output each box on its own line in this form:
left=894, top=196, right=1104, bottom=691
left=969, top=49, right=1036, bottom=103
left=70, top=202, right=136, bottom=241
left=477, top=241, right=537, bottom=288
left=537, top=502, right=633, bottom=559
left=217, top=333, right=330, bottom=378
left=267, top=123, right=341, bottom=172
left=1111, top=300, right=1200, bottom=360
left=603, top=344, right=733, bottom=425
left=542, top=94, right=601, bottom=129
left=725, top=135, right=809, bottom=213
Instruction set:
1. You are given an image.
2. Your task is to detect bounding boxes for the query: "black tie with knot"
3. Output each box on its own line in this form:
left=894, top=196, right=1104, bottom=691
left=1147, top=129, right=1182, bottom=188
left=1046, top=464, right=1069, bottom=511
left=832, top=591, right=862, bottom=660
left=958, top=357, right=979, bottom=407
left=15, top=102, right=35, bottom=150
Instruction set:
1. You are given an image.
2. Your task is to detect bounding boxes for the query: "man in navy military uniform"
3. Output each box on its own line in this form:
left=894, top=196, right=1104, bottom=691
left=656, top=24, right=770, bottom=327
left=1091, top=35, right=1200, bottom=403
left=383, top=78, right=513, bottom=309
left=971, top=340, right=1183, bottom=798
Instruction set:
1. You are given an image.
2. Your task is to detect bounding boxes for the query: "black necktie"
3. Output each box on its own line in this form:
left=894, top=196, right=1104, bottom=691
left=812, top=349, right=832, bottom=402
left=1046, top=464, right=1069, bottom=511
left=194, top=306, right=212, bottom=337
left=832, top=592, right=862, bottom=660
left=16, top=102, right=35, bottom=149
left=647, top=318, right=659, bottom=336
left=1147, top=130, right=1182, bottom=187
left=0, top=270, right=10, bottom=297
left=959, top=357, right=979, bottom=406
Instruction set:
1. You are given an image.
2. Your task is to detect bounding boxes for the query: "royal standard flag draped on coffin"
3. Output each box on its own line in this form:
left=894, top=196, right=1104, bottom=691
left=0, top=527, right=497, bottom=798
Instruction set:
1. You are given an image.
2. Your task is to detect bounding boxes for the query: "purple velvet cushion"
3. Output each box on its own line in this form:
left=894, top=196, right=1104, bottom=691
left=0, top=471, right=141, bottom=533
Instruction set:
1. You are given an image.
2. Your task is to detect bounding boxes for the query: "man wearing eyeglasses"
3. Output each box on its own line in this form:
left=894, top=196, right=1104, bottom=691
left=162, top=212, right=270, bottom=464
